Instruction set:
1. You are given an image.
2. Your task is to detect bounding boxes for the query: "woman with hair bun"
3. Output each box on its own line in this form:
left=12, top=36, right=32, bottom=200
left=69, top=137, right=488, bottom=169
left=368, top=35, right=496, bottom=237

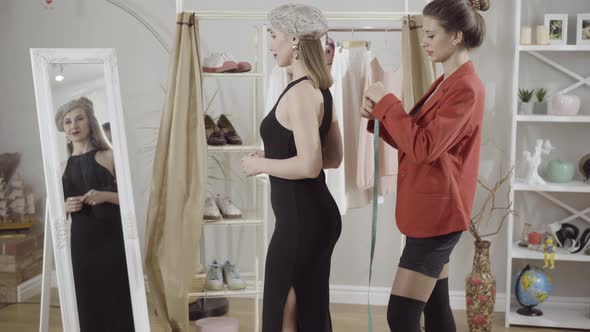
left=362, top=0, right=491, bottom=331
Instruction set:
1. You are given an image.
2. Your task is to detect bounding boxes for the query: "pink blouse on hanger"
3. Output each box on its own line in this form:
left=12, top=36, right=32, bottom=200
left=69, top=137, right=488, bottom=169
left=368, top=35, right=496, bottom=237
left=357, top=58, right=402, bottom=196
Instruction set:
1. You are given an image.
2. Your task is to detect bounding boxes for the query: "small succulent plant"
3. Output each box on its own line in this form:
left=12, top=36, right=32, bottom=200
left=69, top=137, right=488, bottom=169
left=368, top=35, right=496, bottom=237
left=535, top=88, right=548, bottom=102
left=519, top=89, right=534, bottom=103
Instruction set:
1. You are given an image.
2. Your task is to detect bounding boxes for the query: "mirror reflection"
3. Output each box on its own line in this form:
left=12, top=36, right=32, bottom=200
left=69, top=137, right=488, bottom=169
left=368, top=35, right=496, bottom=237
left=51, top=63, right=134, bottom=331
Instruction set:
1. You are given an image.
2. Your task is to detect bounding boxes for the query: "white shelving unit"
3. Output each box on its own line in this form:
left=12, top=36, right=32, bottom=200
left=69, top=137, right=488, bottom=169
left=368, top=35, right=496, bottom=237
left=516, top=115, right=590, bottom=123
left=512, top=243, right=590, bottom=262
left=506, top=0, right=590, bottom=330
left=513, top=180, right=590, bottom=193
left=208, top=145, right=262, bottom=152
left=193, top=15, right=270, bottom=332
left=519, top=44, right=590, bottom=52
left=508, top=302, right=590, bottom=330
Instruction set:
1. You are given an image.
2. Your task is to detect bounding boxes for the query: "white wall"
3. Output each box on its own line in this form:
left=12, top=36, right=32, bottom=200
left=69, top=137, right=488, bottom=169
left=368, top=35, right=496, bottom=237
left=0, top=0, right=173, bottom=255
left=2, top=0, right=589, bottom=307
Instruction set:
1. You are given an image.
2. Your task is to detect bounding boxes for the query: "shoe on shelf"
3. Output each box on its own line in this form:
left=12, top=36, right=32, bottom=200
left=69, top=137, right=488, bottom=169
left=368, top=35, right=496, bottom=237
left=217, top=114, right=243, bottom=145
left=236, top=61, right=252, bottom=73
left=204, top=114, right=226, bottom=146
left=203, top=193, right=221, bottom=221
left=214, top=195, right=242, bottom=219
left=222, top=261, right=246, bottom=290
left=203, top=52, right=238, bottom=73
left=205, top=260, right=224, bottom=291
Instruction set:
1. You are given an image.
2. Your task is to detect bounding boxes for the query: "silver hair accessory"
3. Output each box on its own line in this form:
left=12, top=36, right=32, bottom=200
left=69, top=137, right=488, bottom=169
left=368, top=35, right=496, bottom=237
left=268, top=4, right=329, bottom=40
left=469, top=0, right=482, bottom=10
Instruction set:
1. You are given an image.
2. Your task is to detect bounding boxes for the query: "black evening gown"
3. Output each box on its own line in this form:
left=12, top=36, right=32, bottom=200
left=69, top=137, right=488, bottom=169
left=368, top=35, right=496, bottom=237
left=62, top=149, right=134, bottom=332
left=260, top=77, right=342, bottom=331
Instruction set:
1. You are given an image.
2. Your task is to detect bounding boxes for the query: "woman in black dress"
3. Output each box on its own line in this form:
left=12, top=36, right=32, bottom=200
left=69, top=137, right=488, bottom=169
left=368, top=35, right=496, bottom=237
left=241, top=4, right=343, bottom=332
left=56, top=97, right=134, bottom=331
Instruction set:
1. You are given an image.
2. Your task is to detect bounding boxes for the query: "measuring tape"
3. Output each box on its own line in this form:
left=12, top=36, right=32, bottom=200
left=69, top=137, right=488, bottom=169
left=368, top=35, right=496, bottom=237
left=368, top=119, right=380, bottom=332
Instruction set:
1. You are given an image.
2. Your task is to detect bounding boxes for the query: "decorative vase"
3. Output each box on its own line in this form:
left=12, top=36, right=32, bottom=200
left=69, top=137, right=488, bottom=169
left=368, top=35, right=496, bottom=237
left=518, top=102, right=534, bottom=115
left=548, top=94, right=581, bottom=116
left=546, top=160, right=575, bottom=183
left=466, top=241, right=496, bottom=332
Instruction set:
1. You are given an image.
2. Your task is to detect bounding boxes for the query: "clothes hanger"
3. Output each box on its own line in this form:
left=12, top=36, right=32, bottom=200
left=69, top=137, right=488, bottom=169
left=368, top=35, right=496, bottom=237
left=335, top=28, right=370, bottom=52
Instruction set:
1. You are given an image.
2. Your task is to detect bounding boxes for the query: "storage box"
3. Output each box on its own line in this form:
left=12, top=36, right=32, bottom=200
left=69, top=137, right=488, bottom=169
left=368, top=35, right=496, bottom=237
left=0, top=225, right=43, bottom=303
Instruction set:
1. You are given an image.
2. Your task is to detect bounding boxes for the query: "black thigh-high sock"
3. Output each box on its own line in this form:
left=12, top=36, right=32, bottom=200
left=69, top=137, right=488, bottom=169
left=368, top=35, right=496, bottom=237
left=424, top=278, right=456, bottom=332
left=387, top=294, right=425, bottom=332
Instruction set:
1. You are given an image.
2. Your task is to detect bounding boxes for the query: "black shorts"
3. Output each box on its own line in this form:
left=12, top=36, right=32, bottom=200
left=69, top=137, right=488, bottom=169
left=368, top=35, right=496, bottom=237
left=398, top=231, right=463, bottom=278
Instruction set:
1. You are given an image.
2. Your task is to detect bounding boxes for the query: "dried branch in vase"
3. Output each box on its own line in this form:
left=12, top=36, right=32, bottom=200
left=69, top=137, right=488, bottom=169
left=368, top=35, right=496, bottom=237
left=469, top=166, right=516, bottom=243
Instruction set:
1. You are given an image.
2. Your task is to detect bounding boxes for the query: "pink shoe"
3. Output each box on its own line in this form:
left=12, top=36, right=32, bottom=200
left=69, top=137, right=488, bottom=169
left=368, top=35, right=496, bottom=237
left=203, top=52, right=238, bottom=73
left=236, top=61, right=252, bottom=73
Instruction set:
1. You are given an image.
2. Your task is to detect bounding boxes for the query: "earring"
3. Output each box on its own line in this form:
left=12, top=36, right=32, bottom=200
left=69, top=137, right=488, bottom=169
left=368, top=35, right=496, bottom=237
left=292, top=45, right=299, bottom=60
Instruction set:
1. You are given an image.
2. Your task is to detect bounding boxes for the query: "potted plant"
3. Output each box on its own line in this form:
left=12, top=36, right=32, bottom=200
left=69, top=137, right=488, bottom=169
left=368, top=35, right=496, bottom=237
left=534, top=88, right=548, bottom=115
left=518, top=89, right=534, bottom=114
left=466, top=167, right=516, bottom=332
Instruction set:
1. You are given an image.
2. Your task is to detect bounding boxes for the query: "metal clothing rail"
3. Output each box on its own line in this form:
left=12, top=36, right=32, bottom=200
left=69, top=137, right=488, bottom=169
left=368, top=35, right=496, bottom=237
left=192, top=10, right=420, bottom=21
left=329, top=27, right=403, bottom=32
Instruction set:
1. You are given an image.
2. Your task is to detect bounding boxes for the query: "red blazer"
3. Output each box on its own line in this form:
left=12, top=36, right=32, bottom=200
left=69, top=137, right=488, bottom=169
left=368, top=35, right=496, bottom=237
left=368, top=61, right=485, bottom=238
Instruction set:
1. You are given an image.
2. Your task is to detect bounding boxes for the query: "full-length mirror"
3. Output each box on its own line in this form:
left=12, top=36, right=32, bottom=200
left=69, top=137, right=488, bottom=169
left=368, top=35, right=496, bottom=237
left=30, top=49, right=149, bottom=331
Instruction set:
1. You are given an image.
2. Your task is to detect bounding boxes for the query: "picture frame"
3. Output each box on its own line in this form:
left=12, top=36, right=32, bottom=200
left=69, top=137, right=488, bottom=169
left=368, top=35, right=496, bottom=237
left=577, top=13, right=590, bottom=45
left=544, top=14, right=569, bottom=45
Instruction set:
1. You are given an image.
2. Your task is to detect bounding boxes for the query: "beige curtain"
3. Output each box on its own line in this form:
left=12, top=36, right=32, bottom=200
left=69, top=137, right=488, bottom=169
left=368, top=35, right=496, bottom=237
left=145, top=12, right=207, bottom=332
left=401, top=15, right=436, bottom=111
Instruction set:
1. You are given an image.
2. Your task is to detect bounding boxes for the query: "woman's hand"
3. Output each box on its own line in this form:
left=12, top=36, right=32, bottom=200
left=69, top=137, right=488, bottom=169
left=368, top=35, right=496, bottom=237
left=65, top=196, right=83, bottom=213
left=365, top=82, right=389, bottom=105
left=251, top=150, right=265, bottom=158
left=82, top=189, right=111, bottom=206
left=361, top=98, right=375, bottom=119
left=241, top=154, right=265, bottom=177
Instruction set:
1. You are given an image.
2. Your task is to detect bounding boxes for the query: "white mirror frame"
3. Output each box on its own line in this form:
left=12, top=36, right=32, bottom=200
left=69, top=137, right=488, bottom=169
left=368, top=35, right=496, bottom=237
left=30, top=48, right=149, bottom=331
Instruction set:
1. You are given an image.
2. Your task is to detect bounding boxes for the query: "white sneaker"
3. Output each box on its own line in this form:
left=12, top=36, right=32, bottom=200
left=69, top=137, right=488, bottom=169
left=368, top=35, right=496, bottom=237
left=203, top=52, right=238, bottom=73
left=205, top=260, right=224, bottom=291
left=215, top=195, right=242, bottom=219
left=223, top=261, right=246, bottom=290
left=203, top=193, right=221, bottom=221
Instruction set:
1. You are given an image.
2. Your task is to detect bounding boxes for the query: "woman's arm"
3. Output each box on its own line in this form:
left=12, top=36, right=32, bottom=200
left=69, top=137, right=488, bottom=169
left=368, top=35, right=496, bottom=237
left=84, top=150, right=119, bottom=205
left=242, top=85, right=323, bottom=180
left=366, top=79, right=477, bottom=163
left=322, top=105, right=343, bottom=169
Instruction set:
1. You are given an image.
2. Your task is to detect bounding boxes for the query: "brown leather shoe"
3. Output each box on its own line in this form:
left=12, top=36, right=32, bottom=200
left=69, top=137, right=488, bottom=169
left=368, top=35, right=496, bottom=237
left=204, top=115, right=226, bottom=145
left=217, top=115, right=242, bottom=145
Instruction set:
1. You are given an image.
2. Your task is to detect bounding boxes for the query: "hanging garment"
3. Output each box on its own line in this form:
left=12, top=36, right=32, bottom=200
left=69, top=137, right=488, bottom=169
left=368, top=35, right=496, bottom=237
left=357, top=58, right=402, bottom=195
left=145, top=12, right=208, bottom=332
left=327, top=46, right=373, bottom=213
left=402, top=15, right=436, bottom=111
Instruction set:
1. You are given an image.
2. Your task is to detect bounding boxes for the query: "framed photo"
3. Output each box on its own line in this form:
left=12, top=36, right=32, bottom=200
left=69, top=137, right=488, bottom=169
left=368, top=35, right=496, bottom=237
left=544, top=14, right=568, bottom=45
left=577, top=13, right=590, bottom=45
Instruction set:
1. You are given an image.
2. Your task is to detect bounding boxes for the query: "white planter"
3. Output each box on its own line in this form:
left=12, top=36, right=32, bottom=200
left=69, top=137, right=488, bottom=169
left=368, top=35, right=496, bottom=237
left=533, top=102, right=547, bottom=115
left=519, top=102, right=534, bottom=115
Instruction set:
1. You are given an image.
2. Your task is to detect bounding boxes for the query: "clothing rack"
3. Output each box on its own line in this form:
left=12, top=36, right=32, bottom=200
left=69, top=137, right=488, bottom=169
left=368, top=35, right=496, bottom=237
left=186, top=9, right=415, bottom=332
